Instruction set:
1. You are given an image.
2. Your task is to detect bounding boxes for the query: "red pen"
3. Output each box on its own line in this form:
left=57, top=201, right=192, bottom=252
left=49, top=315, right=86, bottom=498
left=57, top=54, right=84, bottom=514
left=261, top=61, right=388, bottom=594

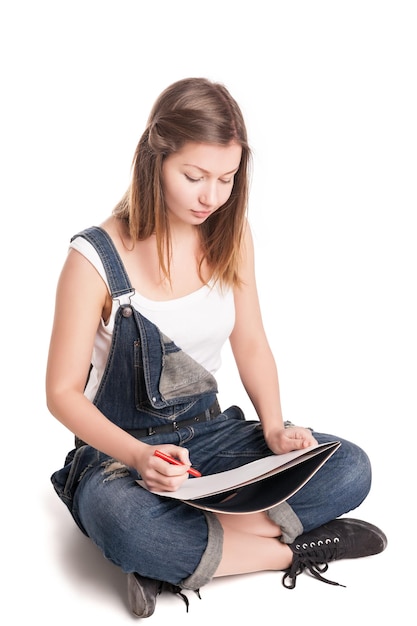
left=154, top=450, right=202, bottom=477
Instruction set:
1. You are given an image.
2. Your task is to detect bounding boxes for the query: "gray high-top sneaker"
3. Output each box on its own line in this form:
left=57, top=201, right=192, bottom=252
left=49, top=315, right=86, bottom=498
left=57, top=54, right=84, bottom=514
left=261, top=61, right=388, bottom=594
left=127, top=572, right=192, bottom=617
left=127, top=573, right=162, bottom=617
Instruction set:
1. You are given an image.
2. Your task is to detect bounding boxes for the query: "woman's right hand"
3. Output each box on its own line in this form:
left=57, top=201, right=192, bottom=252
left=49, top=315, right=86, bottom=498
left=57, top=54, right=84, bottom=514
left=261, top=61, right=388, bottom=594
left=135, top=443, right=193, bottom=492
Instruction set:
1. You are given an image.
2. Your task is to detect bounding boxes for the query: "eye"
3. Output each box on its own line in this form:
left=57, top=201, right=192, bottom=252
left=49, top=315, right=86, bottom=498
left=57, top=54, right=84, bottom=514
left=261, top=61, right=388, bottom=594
left=220, top=177, right=233, bottom=185
left=184, top=174, right=202, bottom=183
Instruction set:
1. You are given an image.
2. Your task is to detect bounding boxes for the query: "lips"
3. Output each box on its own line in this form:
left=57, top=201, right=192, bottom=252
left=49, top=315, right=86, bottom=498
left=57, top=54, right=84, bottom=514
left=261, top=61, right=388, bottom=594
left=191, top=210, right=211, bottom=219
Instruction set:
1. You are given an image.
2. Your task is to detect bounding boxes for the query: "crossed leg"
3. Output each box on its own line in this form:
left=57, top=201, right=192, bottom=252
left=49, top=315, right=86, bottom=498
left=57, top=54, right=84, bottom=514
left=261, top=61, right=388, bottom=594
left=214, top=512, right=292, bottom=576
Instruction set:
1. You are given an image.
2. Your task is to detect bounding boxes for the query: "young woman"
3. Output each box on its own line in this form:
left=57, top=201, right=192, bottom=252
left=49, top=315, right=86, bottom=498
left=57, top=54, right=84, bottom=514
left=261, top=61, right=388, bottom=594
left=46, top=77, right=387, bottom=618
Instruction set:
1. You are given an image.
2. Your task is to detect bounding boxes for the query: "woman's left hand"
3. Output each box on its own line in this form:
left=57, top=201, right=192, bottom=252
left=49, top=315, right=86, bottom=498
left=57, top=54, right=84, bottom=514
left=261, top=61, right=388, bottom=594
left=265, top=426, right=318, bottom=455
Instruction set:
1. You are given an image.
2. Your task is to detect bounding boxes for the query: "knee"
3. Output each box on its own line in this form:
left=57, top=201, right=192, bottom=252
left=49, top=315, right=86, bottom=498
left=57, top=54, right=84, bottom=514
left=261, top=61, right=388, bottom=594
left=339, top=439, right=372, bottom=506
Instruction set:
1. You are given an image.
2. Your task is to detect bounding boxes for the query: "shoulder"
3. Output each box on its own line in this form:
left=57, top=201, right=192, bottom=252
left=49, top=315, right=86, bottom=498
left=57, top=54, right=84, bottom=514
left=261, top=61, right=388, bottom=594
left=60, top=222, right=118, bottom=305
left=69, top=217, right=133, bottom=283
left=100, top=216, right=133, bottom=252
left=69, top=231, right=110, bottom=288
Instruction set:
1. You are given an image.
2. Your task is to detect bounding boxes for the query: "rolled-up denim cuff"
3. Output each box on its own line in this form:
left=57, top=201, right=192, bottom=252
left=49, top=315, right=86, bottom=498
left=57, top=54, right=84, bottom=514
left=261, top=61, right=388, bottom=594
left=180, top=511, right=223, bottom=590
left=267, top=501, right=303, bottom=543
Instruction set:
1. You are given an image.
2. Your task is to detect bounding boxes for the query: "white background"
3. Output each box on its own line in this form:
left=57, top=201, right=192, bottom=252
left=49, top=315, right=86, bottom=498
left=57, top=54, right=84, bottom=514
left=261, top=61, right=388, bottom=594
left=1, top=1, right=415, bottom=623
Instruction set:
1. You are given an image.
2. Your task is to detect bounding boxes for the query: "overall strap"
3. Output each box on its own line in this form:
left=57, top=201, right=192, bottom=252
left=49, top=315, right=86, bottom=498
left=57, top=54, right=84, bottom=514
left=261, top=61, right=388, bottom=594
left=71, top=226, right=134, bottom=299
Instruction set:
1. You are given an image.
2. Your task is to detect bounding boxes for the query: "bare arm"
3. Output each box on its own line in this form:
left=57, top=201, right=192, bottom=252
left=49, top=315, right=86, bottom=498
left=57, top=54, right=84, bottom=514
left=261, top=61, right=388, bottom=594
left=46, top=248, right=192, bottom=491
left=230, top=224, right=316, bottom=453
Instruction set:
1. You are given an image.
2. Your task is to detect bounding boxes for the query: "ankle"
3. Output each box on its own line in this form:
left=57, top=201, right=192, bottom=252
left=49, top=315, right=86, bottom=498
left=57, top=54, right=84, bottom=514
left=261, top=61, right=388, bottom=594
left=276, top=538, right=293, bottom=570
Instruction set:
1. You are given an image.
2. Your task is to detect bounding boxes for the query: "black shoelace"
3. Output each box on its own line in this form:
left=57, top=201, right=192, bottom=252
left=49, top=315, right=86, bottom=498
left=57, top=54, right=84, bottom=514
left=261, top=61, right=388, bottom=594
left=282, top=545, right=345, bottom=589
left=163, top=583, right=201, bottom=612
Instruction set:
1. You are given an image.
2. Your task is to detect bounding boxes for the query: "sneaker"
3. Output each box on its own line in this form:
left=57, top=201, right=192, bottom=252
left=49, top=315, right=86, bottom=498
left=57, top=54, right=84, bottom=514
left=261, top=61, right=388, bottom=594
left=127, top=573, right=162, bottom=617
left=282, top=517, right=387, bottom=589
left=127, top=572, right=193, bottom=617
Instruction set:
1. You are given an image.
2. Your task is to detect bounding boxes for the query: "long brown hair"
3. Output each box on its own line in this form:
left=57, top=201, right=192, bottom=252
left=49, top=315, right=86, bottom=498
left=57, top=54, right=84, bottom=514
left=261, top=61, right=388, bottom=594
left=113, top=77, right=251, bottom=287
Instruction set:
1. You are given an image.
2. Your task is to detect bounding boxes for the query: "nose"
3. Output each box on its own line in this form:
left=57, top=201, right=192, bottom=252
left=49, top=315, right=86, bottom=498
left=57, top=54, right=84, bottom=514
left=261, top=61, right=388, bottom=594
left=199, top=182, right=218, bottom=208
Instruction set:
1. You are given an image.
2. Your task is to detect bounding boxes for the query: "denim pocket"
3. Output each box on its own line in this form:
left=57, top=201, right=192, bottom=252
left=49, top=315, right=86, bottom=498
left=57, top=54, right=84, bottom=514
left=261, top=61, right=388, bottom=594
left=133, top=324, right=218, bottom=409
left=159, top=334, right=218, bottom=401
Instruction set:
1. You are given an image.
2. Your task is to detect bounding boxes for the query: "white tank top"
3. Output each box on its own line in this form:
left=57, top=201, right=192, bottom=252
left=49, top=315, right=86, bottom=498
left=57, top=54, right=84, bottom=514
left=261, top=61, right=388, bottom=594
left=70, top=237, right=235, bottom=401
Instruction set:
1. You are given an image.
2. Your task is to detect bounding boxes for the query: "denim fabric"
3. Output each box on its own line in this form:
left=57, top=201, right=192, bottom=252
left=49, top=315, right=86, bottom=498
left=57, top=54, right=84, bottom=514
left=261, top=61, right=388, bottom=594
left=51, top=226, right=372, bottom=589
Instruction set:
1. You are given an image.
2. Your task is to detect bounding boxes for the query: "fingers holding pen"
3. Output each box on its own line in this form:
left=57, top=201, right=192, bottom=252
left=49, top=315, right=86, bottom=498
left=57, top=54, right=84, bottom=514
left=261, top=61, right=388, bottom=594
left=137, top=444, right=194, bottom=492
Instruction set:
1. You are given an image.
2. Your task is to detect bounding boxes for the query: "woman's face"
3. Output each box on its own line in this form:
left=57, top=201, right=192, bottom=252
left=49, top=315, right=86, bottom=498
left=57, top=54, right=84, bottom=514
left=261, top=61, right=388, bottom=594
left=161, top=141, right=242, bottom=226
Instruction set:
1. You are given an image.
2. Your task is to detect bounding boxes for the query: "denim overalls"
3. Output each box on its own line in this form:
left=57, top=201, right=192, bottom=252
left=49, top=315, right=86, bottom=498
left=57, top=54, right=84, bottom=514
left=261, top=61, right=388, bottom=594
left=51, top=226, right=372, bottom=589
